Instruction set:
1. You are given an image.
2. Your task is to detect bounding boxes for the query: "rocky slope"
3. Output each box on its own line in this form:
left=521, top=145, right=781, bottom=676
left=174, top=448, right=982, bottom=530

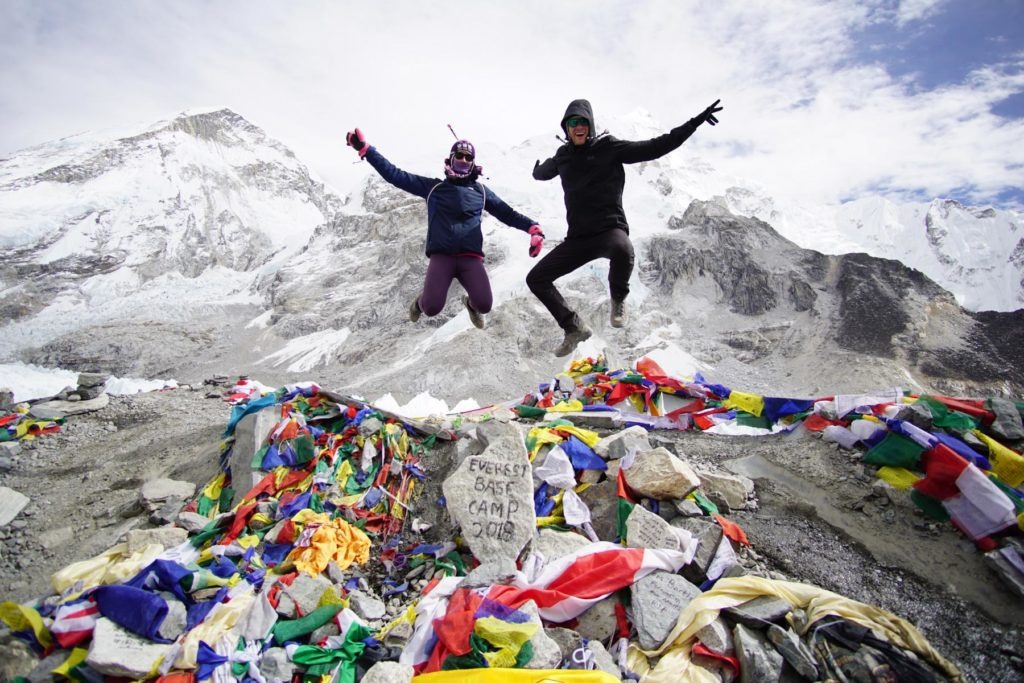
left=1, top=384, right=1021, bottom=681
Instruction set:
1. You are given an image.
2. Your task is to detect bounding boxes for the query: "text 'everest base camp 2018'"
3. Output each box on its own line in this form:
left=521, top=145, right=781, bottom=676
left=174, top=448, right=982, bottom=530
left=1, top=105, right=1024, bottom=683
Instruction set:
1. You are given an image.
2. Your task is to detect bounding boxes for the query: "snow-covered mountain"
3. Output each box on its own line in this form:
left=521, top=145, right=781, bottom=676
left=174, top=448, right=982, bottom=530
left=1, top=107, right=1021, bottom=405
left=0, top=109, right=341, bottom=355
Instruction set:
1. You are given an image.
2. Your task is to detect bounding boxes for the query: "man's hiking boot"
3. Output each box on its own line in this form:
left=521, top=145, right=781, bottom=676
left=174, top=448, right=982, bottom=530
left=554, top=324, right=592, bottom=357
left=462, top=295, right=485, bottom=329
left=610, top=299, right=627, bottom=328
left=409, top=298, right=422, bottom=323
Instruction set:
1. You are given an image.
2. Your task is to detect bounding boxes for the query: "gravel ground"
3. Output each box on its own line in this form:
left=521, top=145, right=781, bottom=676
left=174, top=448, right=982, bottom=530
left=1, top=385, right=1022, bottom=681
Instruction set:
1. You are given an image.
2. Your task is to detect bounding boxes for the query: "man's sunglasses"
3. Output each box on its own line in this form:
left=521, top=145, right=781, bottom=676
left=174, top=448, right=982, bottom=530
left=566, top=117, right=589, bottom=128
left=454, top=152, right=474, bottom=161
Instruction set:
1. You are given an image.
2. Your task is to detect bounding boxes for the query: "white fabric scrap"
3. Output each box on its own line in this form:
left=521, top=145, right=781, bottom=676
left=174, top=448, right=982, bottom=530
left=833, top=388, right=903, bottom=418
left=360, top=440, right=376, bottom=472
left=670, top=526, right=698, bottom=565
left=943, top=466, right=1017, bottom=539
left=534, top=445, right=577, bottom=490
left=822, top=425, right=860, bottom=449
left=849, top=419, right=885, bottom=442
left=238, top=589, right=278, bottom=641
left=705, top=534, right=739, bottom=582
left=562, top=488, right=591, bottom=527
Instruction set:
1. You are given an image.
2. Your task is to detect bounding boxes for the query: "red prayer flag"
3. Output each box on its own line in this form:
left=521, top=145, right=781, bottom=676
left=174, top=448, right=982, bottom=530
left=715, top=515, right=750, bottom=546
left=913, top=443, right=969, bottom=500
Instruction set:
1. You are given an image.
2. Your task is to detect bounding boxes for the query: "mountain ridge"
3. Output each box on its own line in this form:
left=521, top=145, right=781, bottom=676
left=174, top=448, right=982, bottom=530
left=1, top=108, right=1022, bottom=406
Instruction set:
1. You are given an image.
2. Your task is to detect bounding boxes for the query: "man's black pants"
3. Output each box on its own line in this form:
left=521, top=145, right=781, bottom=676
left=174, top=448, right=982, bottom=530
left=526, top=228, right=634, bottom=331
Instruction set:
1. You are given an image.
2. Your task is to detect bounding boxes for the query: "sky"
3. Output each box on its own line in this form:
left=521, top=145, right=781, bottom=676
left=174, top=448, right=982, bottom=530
left=1, top=1, right=1023, bottom=209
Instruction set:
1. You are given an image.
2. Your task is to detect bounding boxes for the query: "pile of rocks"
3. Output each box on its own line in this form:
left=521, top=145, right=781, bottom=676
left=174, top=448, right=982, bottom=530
left=0, top=372, right=977, bottom=682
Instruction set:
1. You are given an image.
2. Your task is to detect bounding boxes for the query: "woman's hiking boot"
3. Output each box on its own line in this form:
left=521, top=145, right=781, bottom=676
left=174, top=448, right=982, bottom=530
left=462, top=295, right=485, bottom=329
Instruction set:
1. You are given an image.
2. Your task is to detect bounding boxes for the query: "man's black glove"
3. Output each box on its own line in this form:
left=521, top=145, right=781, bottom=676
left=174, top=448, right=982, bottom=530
left=699, top=99, right=723, bottom=126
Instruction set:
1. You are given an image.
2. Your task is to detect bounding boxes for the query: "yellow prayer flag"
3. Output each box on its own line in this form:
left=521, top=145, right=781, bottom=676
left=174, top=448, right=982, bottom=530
left=973, top=431, right=1024, bottom=487
left=723, top=390, right=765, bottom=417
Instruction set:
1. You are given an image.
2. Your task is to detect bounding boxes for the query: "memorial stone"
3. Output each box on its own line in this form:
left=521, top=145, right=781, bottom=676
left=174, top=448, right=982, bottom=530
left=626, top=504, right=689, bottom=552
left=631, top=571, right=701, bottom=650
left=442, top=422, right=535, bottom=565
left=86, top=618, right=173, bottom=679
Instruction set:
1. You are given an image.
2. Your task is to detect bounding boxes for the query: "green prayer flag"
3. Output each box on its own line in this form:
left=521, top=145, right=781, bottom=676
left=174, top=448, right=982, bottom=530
left=691, top=490, right=719, bottom=516
left=616, top=499, right=635, bottom=543
left=864, top=432, right=925, bottom=469
left=514, top=639, right=535, bottom=667
left=514, top=405, right=547, bottom=419
left=736, top=412, right=771, bottom=429
left=294, top=434, right=316, bottom=465
left=218, top=487, right=235, bottom=512
left=252, top=443, right=269, bottom=468
left=910, top=489, right=950, bottom=521
left=271, top=603, right=342, bottom=643
left=918, top=396, right=979, bottom=431
left=196, top=495, right=216, bottom=518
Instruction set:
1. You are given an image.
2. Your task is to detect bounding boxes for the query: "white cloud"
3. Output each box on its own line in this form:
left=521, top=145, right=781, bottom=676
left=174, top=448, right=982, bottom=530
left=1, top=0, right=1021, bottom=208
left=892, top=0, right=948, bottom=27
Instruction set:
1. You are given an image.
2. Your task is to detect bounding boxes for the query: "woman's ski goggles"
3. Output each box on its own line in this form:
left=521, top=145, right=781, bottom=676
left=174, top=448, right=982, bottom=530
left=453, top=152, right=474, bottom=161
left=565, top=117, right=590, bottom=128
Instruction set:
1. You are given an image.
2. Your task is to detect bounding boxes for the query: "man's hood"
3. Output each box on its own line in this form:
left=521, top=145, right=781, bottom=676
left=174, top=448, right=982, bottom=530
left=560, top=99, right=596, bottom=139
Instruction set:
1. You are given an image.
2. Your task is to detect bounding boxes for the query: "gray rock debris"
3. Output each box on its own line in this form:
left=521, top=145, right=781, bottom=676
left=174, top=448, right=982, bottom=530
left=578, top=479, right=619, bottom=542
left=575, top=596, right=618, bottom=642
left=529, top=528, right=592, bottom=565
left=176, top=510, right=213, bottom=534
left=672, top=517, right=725, bottom=585
left=276, top=573, right=334, bottom=619
left=519, top=600, right=563, bottom=669
left=157, top=598, right=188, bottom=642
left=593, top=425, right=652, bottom=460
left=733, top=623, right=784, bottom=683
left=984, top=539, right=1024, bottom=599
left=349, top=590, right=387, bottom=621
left=632, top=570, right=702, bottom=650
left=766, top=623, right=819, bottom=680
left=139, top=478, right=196, bottom=507
left=77, top=372, right=110, bottom=389
left=361, top=661, right=415, bottom=683
left=695, top=616, right=734, bottom=655
left=126, top=526, right=188, bottom=552
left=696, top=470, right=754, bottom=511
left=0, top=487, right=30, bottom=526
left=28, top=393, right=109, bottom=419
left=989, top=397, right=1024, bottom=441
left=259, top=647, right=296, bottom=682
left=724, top=595, right=793, bottom=628
left=545, top=627, right=582, bottom=666
left=623, top=447, right=701, bottom=500
left=586, top=639, right=623, bottom=680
